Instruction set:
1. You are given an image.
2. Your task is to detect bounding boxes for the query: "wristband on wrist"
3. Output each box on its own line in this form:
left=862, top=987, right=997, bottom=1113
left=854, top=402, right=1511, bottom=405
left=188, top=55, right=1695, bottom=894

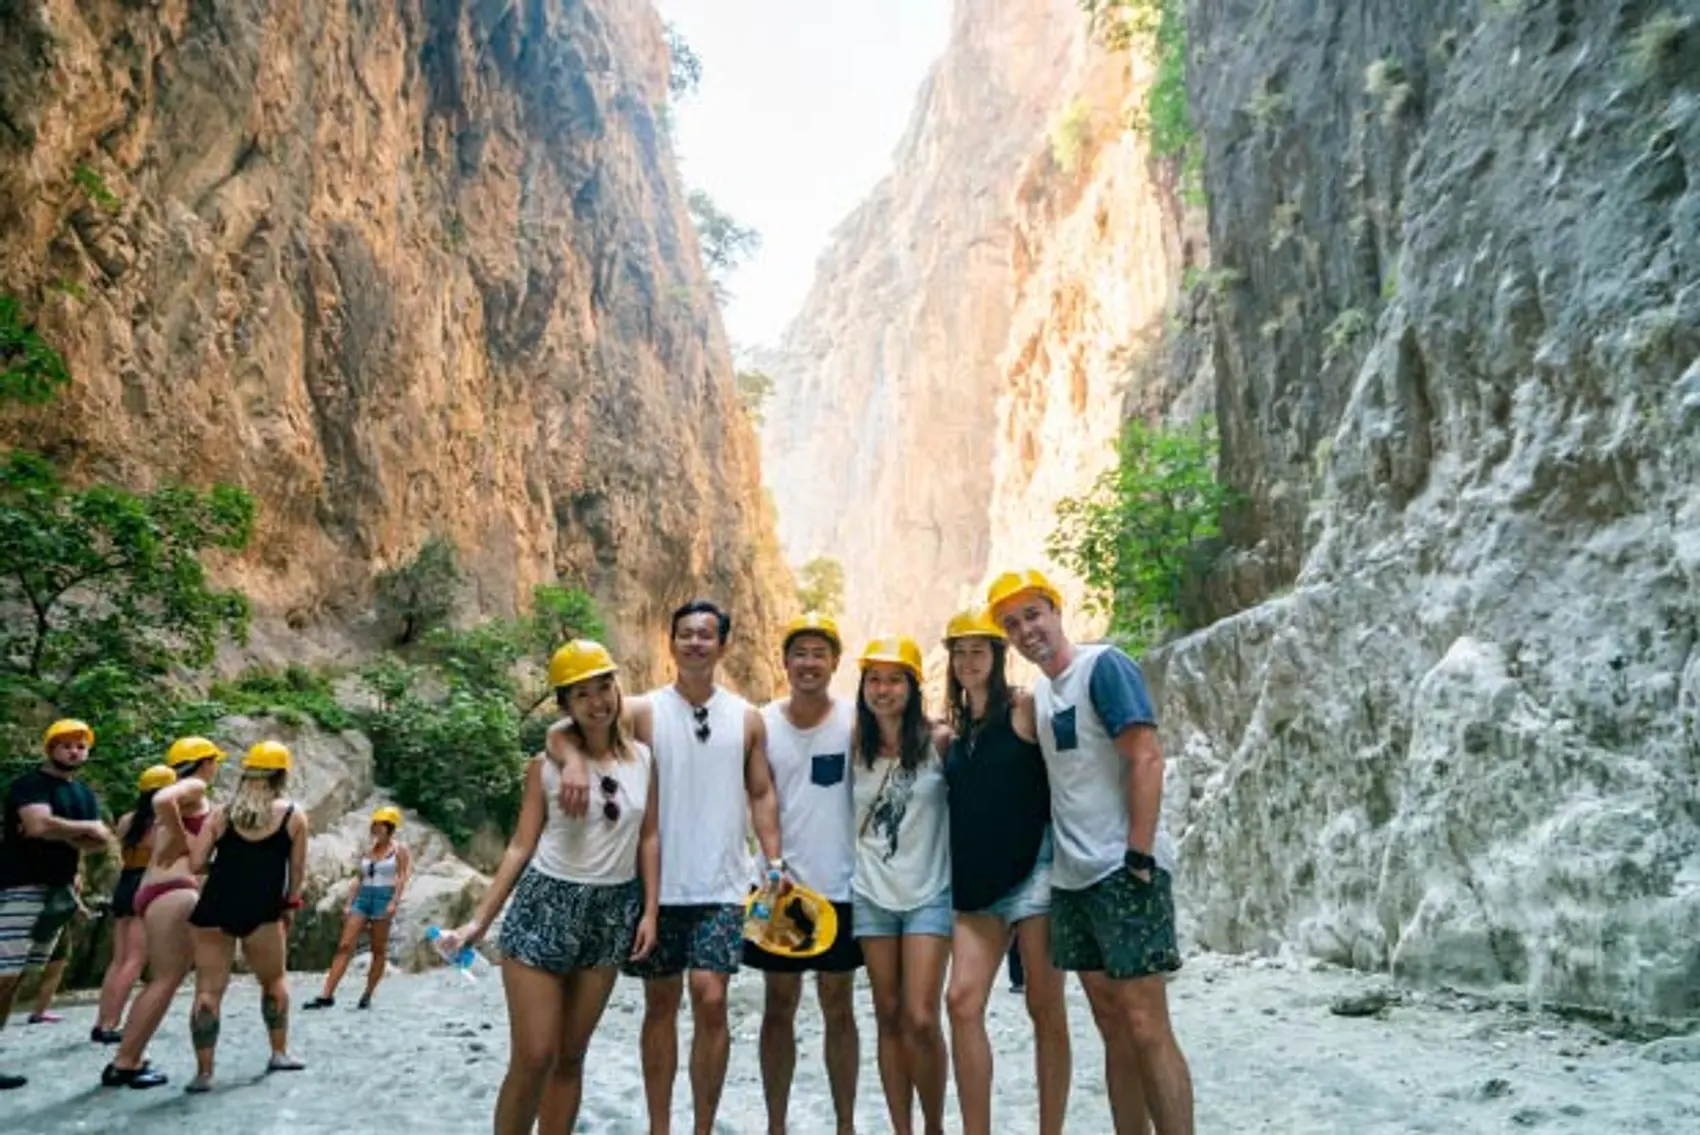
left=284, top=896, right=305, bottom=911
left=1123, top=848, right=1156, bottom=873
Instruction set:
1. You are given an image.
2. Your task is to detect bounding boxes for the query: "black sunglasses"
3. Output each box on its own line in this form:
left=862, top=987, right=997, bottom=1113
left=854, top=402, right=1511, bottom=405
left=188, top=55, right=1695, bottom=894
left=600, top=774, right=620, bottom=822
left=692, top=704, right=711, bottom=743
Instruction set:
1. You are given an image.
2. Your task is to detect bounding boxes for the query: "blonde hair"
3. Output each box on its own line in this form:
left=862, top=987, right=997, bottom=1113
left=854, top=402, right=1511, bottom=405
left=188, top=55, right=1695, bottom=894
left=228, top=769, right=287, bottom=833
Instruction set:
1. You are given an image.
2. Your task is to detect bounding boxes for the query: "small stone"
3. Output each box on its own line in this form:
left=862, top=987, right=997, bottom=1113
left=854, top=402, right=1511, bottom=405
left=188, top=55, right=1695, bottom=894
left=1510, top=1107, right=1547, bottom=1126
left=1637, top=1036, right=1700, bottom=1064
left=1476, top=1077, right=1515, bottom=1101
left=1262, top=1006, right=1278, bottom=1016
left=1559, top=1104, right=1584, bottom=1117
left=468, top=1041, right=487, bottom=1053
left=1563, top=1063, right=1578, bottom=1073
left=480, top=1022, right=493, bottom=1031
left=1330, top=988, right=1400, bottom=1018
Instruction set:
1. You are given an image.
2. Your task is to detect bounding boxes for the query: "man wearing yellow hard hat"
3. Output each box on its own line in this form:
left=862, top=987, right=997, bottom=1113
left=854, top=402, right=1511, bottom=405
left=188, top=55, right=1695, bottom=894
left=988, top=569, right=1195, bottom=1134
left=0, top=720, right=111, bottom=1092
left=745, top=612, right=862, bottom=1135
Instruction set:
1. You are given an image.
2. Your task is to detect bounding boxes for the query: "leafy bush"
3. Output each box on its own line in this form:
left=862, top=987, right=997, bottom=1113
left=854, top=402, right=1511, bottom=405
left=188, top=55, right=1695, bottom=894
left=795, top=557, right=845, bottom=618
left=1079, top=0, right=1201, bottom=195
left=665, top=23, right=703, bottom=99
left=357, top=584, right=604, bottom=842
left=208, top=664, right=354, bottom=731
left=1, top=295, right=70, bottom=405
left=1047, top=416, right=1233, bottom=654
left=736, top=369, right=775, bottom=424
left=687, top=190, right=761, bottom=303
left=1049, top=98, right=1095, bottom=172
left=374, top=534, right=462, bottom=645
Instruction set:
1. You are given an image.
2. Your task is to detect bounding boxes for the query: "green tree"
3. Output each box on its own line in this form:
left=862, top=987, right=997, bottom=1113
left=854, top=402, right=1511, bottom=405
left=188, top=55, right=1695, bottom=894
left=1, top=296, right=70, bottom=405
left=359, top=583, right=606, bottom=842
left=736, top=370, right=775, bottom=424
left=1047, top=416, right=1230, bottom=654
left=687, top=190, right=761, bottom=303
left=795, top=557, right=845, bottom=618
left=664, top=23, right=703, bottom=99
left=374, top=534, right=462, bottom=645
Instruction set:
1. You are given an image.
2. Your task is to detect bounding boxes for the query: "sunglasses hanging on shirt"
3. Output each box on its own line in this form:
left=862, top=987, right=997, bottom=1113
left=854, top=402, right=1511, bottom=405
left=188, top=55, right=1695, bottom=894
left=692, top=704, right=711, bottom=743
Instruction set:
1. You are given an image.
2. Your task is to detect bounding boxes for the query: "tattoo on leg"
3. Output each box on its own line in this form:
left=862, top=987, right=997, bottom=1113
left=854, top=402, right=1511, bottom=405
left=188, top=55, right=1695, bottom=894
left=262, top=990, right=287, bottom=1031
left=191, top=1004, right=220, bottom=1049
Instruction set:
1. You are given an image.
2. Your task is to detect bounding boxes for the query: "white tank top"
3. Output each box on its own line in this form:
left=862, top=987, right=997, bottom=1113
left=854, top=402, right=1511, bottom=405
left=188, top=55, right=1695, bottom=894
left=360, top=846, right=400, bottom=888
left=650, top=685, right=752, bottom=905
left=530, top=743, right=652, bottom=885
left=762, top=698, right=856, bottom=902
left=853, top=744, right=951, bottom=912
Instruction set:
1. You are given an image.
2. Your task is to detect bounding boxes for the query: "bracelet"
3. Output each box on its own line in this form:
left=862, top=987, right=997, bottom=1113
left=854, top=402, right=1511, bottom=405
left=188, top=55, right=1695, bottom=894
left=284, top=896, right=305, bottom=911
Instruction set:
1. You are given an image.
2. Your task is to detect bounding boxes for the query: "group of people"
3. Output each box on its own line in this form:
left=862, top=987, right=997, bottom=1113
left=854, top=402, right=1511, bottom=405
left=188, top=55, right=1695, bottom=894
left=448, top=567, right=1195, bottom=1135
left=0, top=721, right=412, bottom=1094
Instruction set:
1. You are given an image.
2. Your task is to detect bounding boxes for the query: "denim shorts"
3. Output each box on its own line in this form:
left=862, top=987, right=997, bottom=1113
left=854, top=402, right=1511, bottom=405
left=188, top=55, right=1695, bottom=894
left=965, top=829, right=1053, bottom=925
left=351, top=885, right=396, bottom=921
left=852, top=887, right=953, bottom=940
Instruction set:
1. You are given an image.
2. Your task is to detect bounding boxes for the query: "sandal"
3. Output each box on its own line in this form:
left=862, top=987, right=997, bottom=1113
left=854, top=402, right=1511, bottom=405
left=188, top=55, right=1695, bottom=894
left=102, top=1062, right=168, bottom=1090
left=266, top=1053, right=306, bottom=1073
left=184, top=1073, right=214, bottom=1093
left=302, top=996, right=334, bottom=1010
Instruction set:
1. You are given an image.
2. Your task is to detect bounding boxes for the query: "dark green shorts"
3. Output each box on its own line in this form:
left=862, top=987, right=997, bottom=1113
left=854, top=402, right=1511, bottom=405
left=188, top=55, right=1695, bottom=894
left=1051, top=866, right=1181, bottom=980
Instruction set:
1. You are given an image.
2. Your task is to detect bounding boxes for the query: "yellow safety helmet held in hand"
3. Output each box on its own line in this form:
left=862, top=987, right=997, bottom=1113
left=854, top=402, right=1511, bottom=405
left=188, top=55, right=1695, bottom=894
left=137, top=765, right=178, bottom=793
left=782, top=611, right=842, bottom=653
left=943, top=607, right=1006, bottom=643
left=548, top=640, right=619, bottom=690
left=371, top=806, right=403, bottom=830
left=42, top=719, right=94, bottom=752
left=242, top=740, right=292, bottom=772
left=743, top=882, right=840, bottom=960
left=986, top=568, right=1064, bottom=617
left=166, top=736, right=226, bottom=770
left=858, top=635, right=924, bottom=683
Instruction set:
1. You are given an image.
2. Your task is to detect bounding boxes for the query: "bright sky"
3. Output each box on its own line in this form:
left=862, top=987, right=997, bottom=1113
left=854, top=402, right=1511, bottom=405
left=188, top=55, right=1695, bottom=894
left=655, top=0, right=953, bottom=350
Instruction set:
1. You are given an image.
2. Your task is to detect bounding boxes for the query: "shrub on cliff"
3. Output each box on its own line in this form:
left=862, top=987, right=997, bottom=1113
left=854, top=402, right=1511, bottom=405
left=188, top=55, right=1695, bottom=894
left=1048, top=416, right=1232, bottom=655
left=358, top=583, right=605, bottom=844
left=795, top=556, right=846, bottom=618
left=375, top=534, right=462, bottom=645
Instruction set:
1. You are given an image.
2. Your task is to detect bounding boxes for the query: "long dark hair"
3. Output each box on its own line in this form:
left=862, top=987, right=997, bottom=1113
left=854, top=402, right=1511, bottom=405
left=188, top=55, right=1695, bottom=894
left=856, top=670, right=932, bottom=771
left=122, top=789, right=162, bottom=849
left=946, top=637, right=1013, bottom=736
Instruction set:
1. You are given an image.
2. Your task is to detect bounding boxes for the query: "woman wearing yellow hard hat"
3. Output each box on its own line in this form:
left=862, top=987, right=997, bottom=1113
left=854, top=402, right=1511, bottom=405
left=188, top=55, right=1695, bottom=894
left=103, top=735, right=225, bottom=1088
left=446, top=639, right=660, bottom=1135
left=89, top=764, right=176, bottom=1044
left=305, top=804, right=412, bottom=1012
left=181, top=740, right=309, bottom=1090
left=850, top=634, right=955, bottom=1135
left=940, top=608, right=1070, bottom=1135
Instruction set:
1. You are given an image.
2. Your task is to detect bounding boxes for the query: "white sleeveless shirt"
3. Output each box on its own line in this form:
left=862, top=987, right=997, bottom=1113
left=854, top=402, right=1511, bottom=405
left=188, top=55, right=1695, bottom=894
left=650, top=686, right=753, bottom=905
left=762, top=698, right=856, bottom=902
left=530, top=743, right=652, bottom=885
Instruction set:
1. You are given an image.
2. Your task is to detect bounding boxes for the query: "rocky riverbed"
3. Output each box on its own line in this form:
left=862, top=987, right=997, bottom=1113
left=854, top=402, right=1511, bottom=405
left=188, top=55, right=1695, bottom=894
left=3, top=952, right=1694, bottom=1133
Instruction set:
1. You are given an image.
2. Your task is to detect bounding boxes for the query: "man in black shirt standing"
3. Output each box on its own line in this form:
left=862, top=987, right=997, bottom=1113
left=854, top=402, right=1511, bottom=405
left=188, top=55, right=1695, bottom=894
left=0, top=719, right=110, bottom=1091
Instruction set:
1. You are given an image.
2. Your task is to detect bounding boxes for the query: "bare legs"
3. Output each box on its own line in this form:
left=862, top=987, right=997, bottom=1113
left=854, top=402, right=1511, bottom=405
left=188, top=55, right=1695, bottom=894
left=363, top=918, right=391, bottom=1003
left=863, top=935, right=950, bottom=1135
left=537, top=967, right=620, bottom=1132
left=188, top=921, right=301, bottom=1091
left=638, top=971, right=734, bottom=1135
left=313, top=911, right=369, bottom=1002
left=1081, top=971, right=1193, bottom=1135
left=758, top=970, right=859, bottom=1135
left=111, top=890, right=198, bottom=1074
left=96, top=916, right=148, bottom=1032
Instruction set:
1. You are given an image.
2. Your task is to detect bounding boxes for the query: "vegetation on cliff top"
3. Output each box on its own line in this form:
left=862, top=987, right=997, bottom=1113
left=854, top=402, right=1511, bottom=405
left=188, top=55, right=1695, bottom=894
left=1081, top=0, right=1201, bottom=197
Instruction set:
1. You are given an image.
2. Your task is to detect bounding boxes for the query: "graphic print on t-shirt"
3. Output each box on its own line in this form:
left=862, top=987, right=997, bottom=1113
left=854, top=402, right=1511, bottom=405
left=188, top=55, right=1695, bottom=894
left=869, top=765, right=917, bottom=863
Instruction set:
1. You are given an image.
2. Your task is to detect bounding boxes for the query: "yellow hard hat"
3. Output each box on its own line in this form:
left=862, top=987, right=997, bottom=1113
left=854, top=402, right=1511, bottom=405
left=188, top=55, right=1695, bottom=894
left=782, top=612, right=842, bottom=653
left=166, top=736, right=226, bottom=770
left=986, top=568, right=1064, bottom=617
left=943, top=607, right=1006, bottom=643
left=858, top=635, right=924, bottom=683
left=548, top=639, right=619, bottom=690
left=371, top=805, right=403, bottom=830
left=137, top=765, right=178, bottom=793
left=743, top=883, right=840, bottom=960
left=242, top=740, right=292, bottom=772
left=42, top=719, right=94, bottom=752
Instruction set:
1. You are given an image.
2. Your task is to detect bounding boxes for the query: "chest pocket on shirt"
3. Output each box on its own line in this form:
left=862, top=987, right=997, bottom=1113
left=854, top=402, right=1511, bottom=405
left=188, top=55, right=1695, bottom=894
left=811, top=752, right=847, bottom=787
left=1052, top=706, right=1080, bottom=751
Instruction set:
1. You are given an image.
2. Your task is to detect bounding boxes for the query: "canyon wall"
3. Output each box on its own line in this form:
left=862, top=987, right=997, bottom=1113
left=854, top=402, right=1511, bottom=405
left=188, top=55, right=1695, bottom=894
left=1150, top=0, right=1700, bottom=1019
left=761, top=0, right=1201, bottom=661
left=0, top=0, right=790, bottom=694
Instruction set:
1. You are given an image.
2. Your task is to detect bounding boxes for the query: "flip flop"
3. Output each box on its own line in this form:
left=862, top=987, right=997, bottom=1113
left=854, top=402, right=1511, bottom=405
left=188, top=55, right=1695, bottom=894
left=27, top=1011, right=63, bottom=1024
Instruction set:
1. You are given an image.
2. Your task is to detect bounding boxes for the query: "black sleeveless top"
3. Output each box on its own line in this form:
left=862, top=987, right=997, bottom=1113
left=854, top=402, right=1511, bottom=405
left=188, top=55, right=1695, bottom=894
left=191, top=805, right=295, bottom=935
left=944, top=705, right=1050, bottom=912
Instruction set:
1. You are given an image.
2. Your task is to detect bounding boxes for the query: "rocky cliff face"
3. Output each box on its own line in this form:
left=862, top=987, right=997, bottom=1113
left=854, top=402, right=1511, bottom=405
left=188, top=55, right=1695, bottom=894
left=1150, top=0, right=1700, bottom=1019
left=0, top=0, right=789, bottom=694
left=762, top=0, right=1201, bottom=656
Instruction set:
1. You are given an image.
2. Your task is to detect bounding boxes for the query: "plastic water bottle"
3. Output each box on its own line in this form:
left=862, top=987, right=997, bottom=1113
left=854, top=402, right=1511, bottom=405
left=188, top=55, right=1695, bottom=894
left=426, top=925, right=479, bottom=982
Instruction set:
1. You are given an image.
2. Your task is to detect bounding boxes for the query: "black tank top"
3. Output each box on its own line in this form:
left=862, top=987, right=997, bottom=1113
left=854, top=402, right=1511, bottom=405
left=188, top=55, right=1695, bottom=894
left=945, top=706, right=1050, bottom=912
left=206, top=805, right=294, bottom=899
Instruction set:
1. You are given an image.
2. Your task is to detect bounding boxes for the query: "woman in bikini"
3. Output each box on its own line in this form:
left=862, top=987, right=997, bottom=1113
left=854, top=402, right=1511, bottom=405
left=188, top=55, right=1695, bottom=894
left=447, top=640, right=660, bottom=1135
left=88, top=764, right=177, bottom=1044
left=304, top=805, right=412, bottom=1011
left=101, top=738, right=224, bottom=1089
left=183, top=740, right=309, bottom=1091
left=851, top=635, right=956, bottom=1135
